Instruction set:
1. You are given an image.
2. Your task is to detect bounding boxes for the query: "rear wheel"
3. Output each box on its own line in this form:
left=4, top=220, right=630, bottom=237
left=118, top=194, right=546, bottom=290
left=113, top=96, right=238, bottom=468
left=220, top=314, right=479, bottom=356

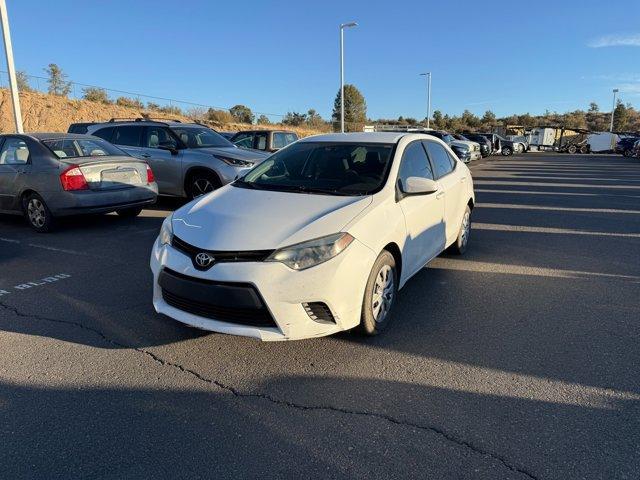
left=567, top=145, right=577, bottom=154
left=116, top=207, right=143, bottom=218
left=624, top=149, right=632, bottom=157
left=186, top=171, right=221, bottom=200
left=580, top=145, right=589, bottom=154
left=23, top=193, right=55, bottom=233
left=502, top=146, right=513, bottom=156
left=358, top=251, right=398, bottom=336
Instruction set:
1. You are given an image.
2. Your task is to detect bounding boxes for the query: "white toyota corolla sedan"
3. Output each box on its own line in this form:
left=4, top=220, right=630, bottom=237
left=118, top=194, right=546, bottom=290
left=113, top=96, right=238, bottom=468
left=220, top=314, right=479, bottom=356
left=151, top=132, right=474, bottom=341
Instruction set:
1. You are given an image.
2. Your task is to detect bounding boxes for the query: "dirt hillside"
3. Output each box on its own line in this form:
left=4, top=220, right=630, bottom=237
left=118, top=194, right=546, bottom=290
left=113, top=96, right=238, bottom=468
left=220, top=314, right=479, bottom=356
left=0, top=89, right=323, bottom=138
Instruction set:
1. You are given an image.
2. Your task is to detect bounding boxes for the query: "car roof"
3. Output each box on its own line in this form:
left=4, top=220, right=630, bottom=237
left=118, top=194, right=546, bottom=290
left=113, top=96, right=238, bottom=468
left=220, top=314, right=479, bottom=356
left=300, top=132, right=407, bottom=144
left=234, top=129, right=296, bottom=134
left=25, top=132, right=99, bottom=141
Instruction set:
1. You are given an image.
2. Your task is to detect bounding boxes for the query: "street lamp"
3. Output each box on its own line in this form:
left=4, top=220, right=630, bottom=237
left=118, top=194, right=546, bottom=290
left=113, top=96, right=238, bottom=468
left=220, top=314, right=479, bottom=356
left=339, top=21, right=357, bottom=133
left=610, top=88, right=619, bottom=133
left=420, top=72, right=432, bottom=129
left=0, top=0, right=23, bottom=133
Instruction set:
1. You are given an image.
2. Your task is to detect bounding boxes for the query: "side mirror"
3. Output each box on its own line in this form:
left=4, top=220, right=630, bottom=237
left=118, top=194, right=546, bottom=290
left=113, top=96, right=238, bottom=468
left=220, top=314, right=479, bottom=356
left=401, top=177, right=438, bottom=195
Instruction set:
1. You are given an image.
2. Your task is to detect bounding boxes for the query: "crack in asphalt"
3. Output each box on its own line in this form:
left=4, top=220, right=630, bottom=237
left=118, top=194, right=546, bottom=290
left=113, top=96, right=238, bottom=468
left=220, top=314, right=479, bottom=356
left=0, top=300, right=539, bottom=480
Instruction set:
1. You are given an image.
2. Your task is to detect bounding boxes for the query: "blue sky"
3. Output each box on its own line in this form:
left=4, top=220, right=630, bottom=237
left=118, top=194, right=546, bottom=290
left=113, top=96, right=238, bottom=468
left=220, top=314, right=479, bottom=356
left=5, top=0, right=640, bottom=121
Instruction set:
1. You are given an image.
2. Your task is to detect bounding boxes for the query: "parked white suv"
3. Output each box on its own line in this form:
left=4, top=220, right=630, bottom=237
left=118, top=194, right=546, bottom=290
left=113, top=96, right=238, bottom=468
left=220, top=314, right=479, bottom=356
left=151, top=132, right=475, bottom=341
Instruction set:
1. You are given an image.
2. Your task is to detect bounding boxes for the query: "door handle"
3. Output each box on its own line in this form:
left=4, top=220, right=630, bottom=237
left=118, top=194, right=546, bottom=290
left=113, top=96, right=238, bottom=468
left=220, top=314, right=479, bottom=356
left=436, top=191, right=445, bottom=199
left=140, top=154, right=151, bottom=158
left=460, top=176, right=467, bottom=183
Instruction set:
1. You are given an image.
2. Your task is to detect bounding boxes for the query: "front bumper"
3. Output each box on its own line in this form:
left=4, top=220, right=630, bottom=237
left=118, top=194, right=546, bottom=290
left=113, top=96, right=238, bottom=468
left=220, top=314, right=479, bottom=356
left=150, top=236, right=376, bottom=341
left=46, top=184, right=158, bottom=216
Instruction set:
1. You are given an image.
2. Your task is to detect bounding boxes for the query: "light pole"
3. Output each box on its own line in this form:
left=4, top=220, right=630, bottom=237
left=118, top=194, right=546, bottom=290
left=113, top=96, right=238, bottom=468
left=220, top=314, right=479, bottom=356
left=339, top=21, right=357, bottom=133
left=609, top=88, right=619, bottom=133
left=420, top=72, right=431, bottom=128
left=0, top=0, right=23, bottom=133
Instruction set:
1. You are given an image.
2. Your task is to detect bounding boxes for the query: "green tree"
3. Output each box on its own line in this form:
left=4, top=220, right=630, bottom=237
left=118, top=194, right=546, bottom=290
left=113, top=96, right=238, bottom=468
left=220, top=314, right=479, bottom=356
left=44, top=63, right=71, bottom=96
left=588, top=102, right=599, bottom=113
left=331, top=84, right=367, bottom=132
left=431, top=110, right=443, bottom=129
left=16, top=71, right=33, bottom=92
left=256, top=114, right=271, bottom=125
left=283, top=111, right=307, bottom=126
left=229, top=104, right=254, bottom=124
left=461, top=110, right=480, bottom=129
left=481, top=110, right=496, bottom=127
left=306, top=109, right=324, bottom=128
left=146, top=102, right=161, bottom=111
left=613, top=100, right=629, bottom=131
left=82, top=87, right=110, bottom=104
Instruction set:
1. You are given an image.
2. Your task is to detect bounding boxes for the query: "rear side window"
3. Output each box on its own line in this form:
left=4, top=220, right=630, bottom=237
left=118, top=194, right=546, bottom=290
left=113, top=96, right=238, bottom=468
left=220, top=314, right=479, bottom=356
left=42, top=138, right=126, bottom=158
left=424, top=141, right=454, bottom=178
left=398, top=141, right=433, bottom=181
left=112, top=126, right=142, bottom=147
left=92, top=127, right=115, bottom=142
left=254, top=133, right=267, bottom=150
left=0, top=138, right=30, bottom=165
left=272, top=132, right=298, bottom=149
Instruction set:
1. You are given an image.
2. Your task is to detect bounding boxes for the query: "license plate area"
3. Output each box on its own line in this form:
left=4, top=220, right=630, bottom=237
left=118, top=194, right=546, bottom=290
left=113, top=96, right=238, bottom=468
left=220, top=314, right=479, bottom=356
left=100, top=168, right=141, bottom=188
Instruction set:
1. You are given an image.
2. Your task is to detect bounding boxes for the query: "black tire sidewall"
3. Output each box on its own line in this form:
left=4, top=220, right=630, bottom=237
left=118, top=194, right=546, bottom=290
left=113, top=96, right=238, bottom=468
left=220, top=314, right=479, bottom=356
left=359, top=251, right=398, bottom=336
left=23, top=193, right=55, bottom=233
left=116, top=207, right=143, bottom=218
left=502, top=146, right=512, bottom=156
left=451, top=205, right=471, bottom=255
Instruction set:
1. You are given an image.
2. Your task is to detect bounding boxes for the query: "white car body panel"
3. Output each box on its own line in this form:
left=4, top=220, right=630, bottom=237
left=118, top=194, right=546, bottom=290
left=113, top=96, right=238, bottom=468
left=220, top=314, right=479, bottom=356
left=151, top=133, right=475, bottom=340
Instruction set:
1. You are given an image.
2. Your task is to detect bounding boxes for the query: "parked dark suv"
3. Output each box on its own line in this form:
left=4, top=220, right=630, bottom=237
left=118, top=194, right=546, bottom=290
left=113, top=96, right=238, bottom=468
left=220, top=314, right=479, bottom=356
left=616, top=136, right=639, bottom=157
left=231, top=130, right=299, bottom=153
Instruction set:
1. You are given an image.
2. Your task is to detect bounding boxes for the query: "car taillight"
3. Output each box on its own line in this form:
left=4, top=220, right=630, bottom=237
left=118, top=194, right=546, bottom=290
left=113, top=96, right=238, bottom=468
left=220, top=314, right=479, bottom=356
left=60, top=165, right=89, bottom=191
left=146, top=163, right=155, bottom=184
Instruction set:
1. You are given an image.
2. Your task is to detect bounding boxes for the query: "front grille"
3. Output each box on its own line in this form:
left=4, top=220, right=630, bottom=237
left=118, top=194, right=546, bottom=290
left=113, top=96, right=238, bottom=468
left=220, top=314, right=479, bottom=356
left=172, top=235, right=274, bottom=269
left=303, top=302, right=336, bottom=324
left=160, top=268, right=277, bottom=328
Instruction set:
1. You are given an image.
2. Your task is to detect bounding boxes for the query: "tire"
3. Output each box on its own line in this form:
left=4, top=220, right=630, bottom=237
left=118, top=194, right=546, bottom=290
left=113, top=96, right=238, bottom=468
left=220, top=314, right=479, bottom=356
left=502, top=146, right=513, bottom=156
left=23, top=192, right=55, bottom=233
left=567, top=145, right=577, bottom=154
left=358, top=250, right=398, bottom=336
left=186, top=170, right=221, bottom=200
left=580, top=145, right=589, bottom=154
left=624, top=149, right=632, bottom=157
left=449, top=205, right=471, bottom=255
left=116, top=207, right=143, bottom=218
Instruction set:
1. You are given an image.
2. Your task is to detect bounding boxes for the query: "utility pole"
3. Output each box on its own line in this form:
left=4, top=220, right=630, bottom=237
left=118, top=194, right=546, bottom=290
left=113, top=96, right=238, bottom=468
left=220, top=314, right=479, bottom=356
left=0, top=0, right=23, bottom=133
left=420, top=72, right=431, bottom=128
left=339, top=21, right=357, bottom=133
left=609, top=88, right=619, bottom=132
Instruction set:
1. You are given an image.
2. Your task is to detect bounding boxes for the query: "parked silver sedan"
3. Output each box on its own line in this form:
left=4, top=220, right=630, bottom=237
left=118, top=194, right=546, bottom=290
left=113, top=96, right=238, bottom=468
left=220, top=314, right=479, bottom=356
left=0, top=133, right=158, bottom=232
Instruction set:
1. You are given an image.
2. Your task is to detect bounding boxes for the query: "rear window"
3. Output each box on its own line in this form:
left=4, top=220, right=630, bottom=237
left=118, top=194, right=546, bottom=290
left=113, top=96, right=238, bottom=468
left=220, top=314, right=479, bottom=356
left=273, top=132, right=298, bottom=149
left=42, top=138, right=128, bottom=159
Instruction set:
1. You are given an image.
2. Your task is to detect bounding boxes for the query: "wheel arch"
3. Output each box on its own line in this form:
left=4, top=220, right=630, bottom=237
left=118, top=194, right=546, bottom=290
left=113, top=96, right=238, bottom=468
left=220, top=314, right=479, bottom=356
left=382, top=242, right=402, bottom=284
left=19, top=188, right=39, bottom=212
left=183, top=166, right=222, bottom=195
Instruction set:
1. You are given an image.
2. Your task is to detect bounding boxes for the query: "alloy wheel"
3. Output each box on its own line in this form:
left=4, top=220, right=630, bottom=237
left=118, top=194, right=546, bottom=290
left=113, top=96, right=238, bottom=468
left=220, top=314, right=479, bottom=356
left=371, top=264, right=395, bottom=323
left=460, top=210, right=471, bottom=248
left=27, top=198, right=46, bottom=228
left=191, top=178, right=215, bottom=198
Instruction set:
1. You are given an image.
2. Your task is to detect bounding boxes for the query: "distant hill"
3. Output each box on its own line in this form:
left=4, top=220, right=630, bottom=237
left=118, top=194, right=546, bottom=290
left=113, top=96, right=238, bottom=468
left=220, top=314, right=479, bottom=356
left=0, top=89, right=324, bottom=137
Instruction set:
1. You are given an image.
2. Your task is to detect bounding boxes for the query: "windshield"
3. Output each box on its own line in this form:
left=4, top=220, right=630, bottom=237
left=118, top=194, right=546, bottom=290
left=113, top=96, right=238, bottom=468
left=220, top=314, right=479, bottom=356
left=42, top=138, right=127, bottom=158
left=236, top=142, right=394, bottom=196
left=170, top=126, right=234, bottom=148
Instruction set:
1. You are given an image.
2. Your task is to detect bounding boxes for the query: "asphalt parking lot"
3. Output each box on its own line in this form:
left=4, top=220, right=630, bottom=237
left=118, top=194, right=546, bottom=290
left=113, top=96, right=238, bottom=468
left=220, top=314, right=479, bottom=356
left=1, top=153, right=639, bottom=479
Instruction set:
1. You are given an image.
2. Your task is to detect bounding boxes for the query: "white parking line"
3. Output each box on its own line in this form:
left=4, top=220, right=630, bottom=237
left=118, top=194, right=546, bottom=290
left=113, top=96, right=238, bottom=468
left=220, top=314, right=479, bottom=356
left=0, top=237, right=20, bottom=243
left=26, top=243, right=88, bottom=256
left=477, top=203, right=640, bottom=214
left=473, top=222, right=640, bottom=238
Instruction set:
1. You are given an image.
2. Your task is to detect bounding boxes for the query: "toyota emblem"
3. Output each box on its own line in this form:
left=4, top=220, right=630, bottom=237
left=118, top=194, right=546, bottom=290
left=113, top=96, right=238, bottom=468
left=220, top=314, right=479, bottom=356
left=195, top=252, right=214, bottom=268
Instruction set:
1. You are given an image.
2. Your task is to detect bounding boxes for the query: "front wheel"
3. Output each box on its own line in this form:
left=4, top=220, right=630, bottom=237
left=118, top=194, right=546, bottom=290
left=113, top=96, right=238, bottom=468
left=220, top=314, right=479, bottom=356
left=186, top=171, right=221, bottom=200
left=358, top=251, right=398, bottom=336
left=567, top=145, right=577, bottom=154
left=501, top=146, right=513, bottom=156
left=624, top=149, right=632, bottom=157
left=449, top=205, right=471, bottom=255
left=24, top=193, right=55, bottom=233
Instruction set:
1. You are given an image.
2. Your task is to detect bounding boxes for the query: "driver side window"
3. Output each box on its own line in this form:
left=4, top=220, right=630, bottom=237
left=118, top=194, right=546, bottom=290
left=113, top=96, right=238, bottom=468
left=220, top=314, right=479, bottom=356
left=144, top=127, right=177, bottom=149
left=398, top=141, right=434, bottom=185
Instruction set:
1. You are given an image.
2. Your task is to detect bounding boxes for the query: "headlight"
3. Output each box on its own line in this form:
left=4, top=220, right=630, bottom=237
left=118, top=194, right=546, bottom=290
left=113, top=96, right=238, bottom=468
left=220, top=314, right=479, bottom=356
left=216, top=155, right=254, bottom=167
left=266, top=233, right=354, bottom=270
left=159, top=214, right=173, bottom=246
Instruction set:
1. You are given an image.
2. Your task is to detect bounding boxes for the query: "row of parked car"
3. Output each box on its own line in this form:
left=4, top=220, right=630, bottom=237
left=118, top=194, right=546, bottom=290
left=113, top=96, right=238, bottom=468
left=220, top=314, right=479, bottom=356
left=616, top=136, right=640, bottom=157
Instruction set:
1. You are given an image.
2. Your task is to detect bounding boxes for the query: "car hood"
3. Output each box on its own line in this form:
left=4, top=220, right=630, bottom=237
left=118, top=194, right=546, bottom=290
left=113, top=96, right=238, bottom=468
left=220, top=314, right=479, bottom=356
left=452, top=140, right=479, bottom=150
left=195, top=146, right=269, bottom=162
left=171, top=185, right=373, bottom=250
